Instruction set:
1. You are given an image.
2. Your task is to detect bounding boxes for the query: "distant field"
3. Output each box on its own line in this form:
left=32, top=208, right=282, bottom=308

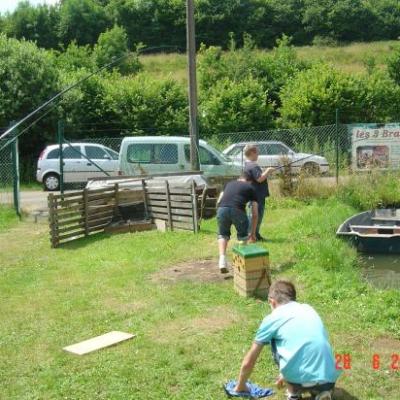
left=140, top=40, right=398, bottom=81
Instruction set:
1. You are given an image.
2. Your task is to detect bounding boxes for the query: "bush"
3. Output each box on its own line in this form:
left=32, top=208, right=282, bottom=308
left=386, top=44, right=400, bottom=84
left=279, top=63, right=400, bottom=127
left=200, top=76, right=274, bottom=136
left=339, top=171, right=400, bottom=210
left=93, top=25, right=142, bottom=74
left=103, top=73, right=188, bottom=135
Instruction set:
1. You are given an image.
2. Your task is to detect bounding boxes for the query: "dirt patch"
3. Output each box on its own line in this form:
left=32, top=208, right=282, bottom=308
left=373, top=336, right=400, bottom=353
left=151, top=259, right=233, bottom=284
left=151, top=305, right=243, bottom=343
left=102, top=297, right=150, bottom=315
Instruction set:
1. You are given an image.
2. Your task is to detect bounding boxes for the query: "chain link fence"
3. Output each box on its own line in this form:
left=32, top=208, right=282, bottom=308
left=0, top=133, right=14, bottom=206
left=208, top=124, right=350, bottom=176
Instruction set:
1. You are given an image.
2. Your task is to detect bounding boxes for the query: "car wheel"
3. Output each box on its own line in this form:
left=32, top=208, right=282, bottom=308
left=43, top=173, right=60, bottom=191
left=301, top=162, right=320, bottom=176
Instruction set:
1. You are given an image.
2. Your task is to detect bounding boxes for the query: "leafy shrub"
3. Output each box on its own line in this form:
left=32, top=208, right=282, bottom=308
left=200, top=76, right=274, bottom=135
left=103, top=73, right=188, bottom=135
left=279, top=63, right=400, bottom=127
left=386, top=44, right=400, bottom=84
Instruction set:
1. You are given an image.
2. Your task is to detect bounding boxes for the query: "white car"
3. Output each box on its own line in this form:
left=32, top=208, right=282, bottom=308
left=36, top=143, right=120, bottom=191
left=223, top=141, right=329, bottom=174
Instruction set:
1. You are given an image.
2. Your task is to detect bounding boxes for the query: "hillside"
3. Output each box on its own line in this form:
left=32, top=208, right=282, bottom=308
left=140, top=40, right=397, bottom=82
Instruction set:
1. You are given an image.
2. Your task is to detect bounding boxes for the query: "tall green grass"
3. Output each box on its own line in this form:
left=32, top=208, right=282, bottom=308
left=339, top=171, right=400, bottom=210
left=0, top=206, right=18, bottom=232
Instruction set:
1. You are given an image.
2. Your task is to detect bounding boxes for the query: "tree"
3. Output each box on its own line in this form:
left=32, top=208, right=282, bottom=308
left=0, top=34, right=59, bottom=181
left=200, top=76, right=274, bottom=135
left=2, top=1, right=60, bottom=49
left=92, top=25, right=142, bottom=74
left=59, top=0, right=110, bottom=46
left=279, top=63, right=400, bottom=127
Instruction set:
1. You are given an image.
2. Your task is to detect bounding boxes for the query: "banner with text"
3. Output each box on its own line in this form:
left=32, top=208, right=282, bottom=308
left=349, top=123, right=400, bottom=170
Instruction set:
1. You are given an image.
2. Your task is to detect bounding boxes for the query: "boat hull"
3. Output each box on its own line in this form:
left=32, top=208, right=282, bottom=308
left=337, top=210, right=400, bottom=254
left=341, top=234, right=400, bottom=254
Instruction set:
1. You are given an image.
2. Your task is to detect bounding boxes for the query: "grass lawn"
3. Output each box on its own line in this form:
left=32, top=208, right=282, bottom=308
left=0, top=198, right=399, bottom=399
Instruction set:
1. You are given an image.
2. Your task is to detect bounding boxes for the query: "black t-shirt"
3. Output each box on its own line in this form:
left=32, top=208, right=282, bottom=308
left=243, top=161, right=269, bottom=201
left=218, top=180, right=257, bottom=211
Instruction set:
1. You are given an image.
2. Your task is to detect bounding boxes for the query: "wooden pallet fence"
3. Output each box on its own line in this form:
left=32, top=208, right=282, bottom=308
left=144, top=180, right=199, bottom=232
left=48, top=185, right=119, bottom=247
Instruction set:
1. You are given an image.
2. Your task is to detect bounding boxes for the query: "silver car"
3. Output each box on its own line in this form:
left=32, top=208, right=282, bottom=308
left=223, top=141, right=329, bottom=174
left=36, top=143, right=119, bottom=191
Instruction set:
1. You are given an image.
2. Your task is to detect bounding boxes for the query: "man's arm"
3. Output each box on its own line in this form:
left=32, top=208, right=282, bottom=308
left=255, top=167, right=275, bottom=183
left=234, top=342, right=264, bottom=392
left=249, top=201, right=258, bottom=242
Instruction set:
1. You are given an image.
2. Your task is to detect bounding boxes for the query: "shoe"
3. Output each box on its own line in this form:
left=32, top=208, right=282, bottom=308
left=219, top=257, right=229, bottom=274
left=256, top=235, right=267, bottom=242
left=315, top=391, right=332, bottom=400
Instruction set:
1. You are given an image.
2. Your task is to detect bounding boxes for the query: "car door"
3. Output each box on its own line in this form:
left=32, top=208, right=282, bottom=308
left=226, top=145, right=245, bottom=166
left=183, top=144, right=225, bottom=176
left=126, top=143, right=179, bottom=176
left=264, top=143, right=290, bottom=169
left=83, top=145, right=119, bottom=179
left=62, top=145, right=84, bottom=183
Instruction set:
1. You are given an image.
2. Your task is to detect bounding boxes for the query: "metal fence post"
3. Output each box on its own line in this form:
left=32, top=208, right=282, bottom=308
left=10, top=122, right=21, bottom=218
left=58, top=120, right=64, bottom=195
left=335, top=108, right=340, bottom=185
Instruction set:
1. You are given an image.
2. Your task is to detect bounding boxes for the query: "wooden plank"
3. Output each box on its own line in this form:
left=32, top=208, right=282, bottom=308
left=83, top=188, right=89, bottom=236
left=53, top=190, right=86, bottom=200
left=57, top=229, right=86, bottom=241
left=86, top=192, right=116, bottom=202
left=147, top=193, right=192, bottom=202
left=48, top=193, right=58, bottom=248
left=55, top=209, right=83, bottom=221
left=54, top=203, right=84, bottom=214
left=148, top=206, right=193, bottom=216
left=191, top=181, right=198, bottom=233
left=165, top=181, right=173, bottom=231
left=170, top=221, right=194, bottom=230
left=147, top=199, right=192, bottom=209
left=149, top=212, right=192, bottom=224
left=146, top=187, right=192, bottom=195
left=55, top=197, right=84, bottom=207
left=53, top=216, right=84, bottom=228
left=87, top=210, right=114, bottom=222
left=63, top=331, right=135, bottom=355
left=87, top=204, right=115, bottom=214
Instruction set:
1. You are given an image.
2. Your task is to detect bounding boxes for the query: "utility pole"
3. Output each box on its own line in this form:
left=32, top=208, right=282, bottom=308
left=186, top=0, right=200, bottom=171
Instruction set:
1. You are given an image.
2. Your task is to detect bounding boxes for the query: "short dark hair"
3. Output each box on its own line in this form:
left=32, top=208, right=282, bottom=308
left=268, top=280, right=296, bottom=304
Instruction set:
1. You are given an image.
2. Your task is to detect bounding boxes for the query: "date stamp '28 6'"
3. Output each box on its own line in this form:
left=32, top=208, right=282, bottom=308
left=335, top=353, right=400, bottom=370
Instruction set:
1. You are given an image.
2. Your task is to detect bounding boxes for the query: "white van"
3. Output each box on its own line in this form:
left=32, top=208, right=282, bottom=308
left=119, top=136, right=242, bottom=182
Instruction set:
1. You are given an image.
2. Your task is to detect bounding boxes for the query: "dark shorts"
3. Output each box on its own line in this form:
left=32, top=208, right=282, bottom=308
left=270, top=340, right=336, bottom=395
left=217, top=206, right=249, bottom=241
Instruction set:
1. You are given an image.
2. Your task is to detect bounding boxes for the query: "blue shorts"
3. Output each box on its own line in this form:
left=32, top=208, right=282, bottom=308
left=217, top=207, right=249, bottom=241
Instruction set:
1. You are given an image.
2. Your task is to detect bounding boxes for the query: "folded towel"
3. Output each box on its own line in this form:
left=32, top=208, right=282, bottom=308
left=223, top=380, right=274, bottom=398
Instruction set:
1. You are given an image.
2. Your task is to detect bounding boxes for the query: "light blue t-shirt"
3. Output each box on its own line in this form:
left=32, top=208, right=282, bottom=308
left=254, top=301, right=340, bottom=385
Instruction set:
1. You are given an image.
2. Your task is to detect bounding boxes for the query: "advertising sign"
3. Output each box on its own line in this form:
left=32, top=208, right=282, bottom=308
left=350, top=123, right=400, bottom=170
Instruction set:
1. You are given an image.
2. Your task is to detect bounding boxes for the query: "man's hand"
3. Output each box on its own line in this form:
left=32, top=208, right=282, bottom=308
left=233, top=382, right=249, bottom=393
left=264, top=167, right=275, bottom=176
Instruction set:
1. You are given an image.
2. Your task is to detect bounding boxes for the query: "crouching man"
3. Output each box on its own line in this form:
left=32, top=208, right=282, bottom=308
left=217, top=174, right=258, bottom=273
left=233, top=280, right=340, bottom=400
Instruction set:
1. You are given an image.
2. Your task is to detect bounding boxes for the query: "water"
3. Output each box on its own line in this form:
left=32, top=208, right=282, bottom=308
left=361, top=254, right=400, bottom=289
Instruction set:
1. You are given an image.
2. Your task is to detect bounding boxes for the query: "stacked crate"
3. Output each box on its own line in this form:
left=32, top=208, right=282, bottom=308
left=232, top=244, right=271, bottom=298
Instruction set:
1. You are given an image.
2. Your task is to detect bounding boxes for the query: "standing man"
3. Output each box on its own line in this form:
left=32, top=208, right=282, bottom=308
left=217, top=174, right=258, bottom=273
left=232, top=280, right=339, bottom=400
left=243, top=144, right=274, bottom=242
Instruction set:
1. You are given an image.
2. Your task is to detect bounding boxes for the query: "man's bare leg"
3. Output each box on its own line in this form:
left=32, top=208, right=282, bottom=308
left=218, top=238, right=229, bottom=273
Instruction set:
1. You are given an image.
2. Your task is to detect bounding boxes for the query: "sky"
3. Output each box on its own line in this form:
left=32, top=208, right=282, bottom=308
left=0, top=0, right=59, bottom=14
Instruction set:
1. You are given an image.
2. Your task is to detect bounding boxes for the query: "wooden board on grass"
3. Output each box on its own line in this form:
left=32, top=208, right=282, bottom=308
left=63, top=331, right=135, bottom=355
